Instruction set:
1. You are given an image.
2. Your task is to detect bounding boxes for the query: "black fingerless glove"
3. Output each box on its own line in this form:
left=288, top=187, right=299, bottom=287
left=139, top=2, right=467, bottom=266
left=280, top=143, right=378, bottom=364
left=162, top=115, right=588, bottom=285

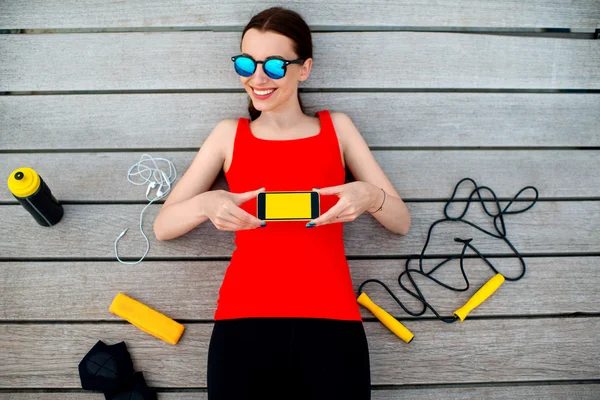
left=78, top=340, right=157, bottom=400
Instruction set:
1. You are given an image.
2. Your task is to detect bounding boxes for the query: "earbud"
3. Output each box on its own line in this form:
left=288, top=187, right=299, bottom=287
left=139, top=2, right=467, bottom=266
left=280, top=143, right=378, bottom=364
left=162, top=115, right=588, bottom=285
left=156, top=171, right=171, bottom=197
left=146, top=182, right=157, bottom=197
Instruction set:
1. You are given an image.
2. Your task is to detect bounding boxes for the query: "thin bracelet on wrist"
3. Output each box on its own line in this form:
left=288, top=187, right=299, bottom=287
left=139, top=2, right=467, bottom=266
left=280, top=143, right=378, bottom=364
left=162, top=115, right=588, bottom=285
left=369, top=187, right=386, bottom=214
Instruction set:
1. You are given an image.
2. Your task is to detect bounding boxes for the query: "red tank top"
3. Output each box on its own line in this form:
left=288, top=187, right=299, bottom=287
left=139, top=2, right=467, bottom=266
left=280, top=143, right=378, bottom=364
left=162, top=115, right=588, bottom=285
left=214, top=109, right=362, bottom=321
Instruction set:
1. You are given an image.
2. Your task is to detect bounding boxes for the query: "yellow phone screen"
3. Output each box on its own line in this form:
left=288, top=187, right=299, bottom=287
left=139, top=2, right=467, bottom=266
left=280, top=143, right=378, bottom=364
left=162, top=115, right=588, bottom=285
left=266, top=193, right=312, bottom=219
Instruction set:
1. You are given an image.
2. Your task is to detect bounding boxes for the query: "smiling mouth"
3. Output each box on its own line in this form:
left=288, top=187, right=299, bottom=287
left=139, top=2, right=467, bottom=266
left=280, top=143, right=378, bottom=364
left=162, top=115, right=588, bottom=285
left=252, top=87, right=277, bottom=94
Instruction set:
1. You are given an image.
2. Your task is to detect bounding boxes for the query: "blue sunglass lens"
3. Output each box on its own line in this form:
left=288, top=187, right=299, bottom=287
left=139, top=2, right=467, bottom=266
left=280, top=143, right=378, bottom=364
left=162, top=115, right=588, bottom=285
left=264, top=59, right=285, bottom=79
left=234, top=57, right=255, bottom=77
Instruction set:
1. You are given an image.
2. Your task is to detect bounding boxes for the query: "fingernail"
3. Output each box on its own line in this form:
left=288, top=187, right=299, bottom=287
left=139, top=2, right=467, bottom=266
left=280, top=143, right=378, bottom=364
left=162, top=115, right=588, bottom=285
left=313, top=188, right=320, bottom=190
left=260, top=221, right=266, bottom=227
left=306, top=221, right=315, bottom=228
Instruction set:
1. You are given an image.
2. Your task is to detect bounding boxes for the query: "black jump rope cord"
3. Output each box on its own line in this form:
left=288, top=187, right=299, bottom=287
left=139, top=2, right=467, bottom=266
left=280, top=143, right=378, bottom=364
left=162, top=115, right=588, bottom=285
left=357, top=177, right=539, bottom=324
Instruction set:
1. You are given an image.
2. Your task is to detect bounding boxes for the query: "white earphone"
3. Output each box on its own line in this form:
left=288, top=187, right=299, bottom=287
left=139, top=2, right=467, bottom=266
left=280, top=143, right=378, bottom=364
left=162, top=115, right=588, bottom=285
left=115, top=154, right=177, bottom=264
left=156, top=170, right=171, bottom=197
left=145, top=181, right=157, bottom=197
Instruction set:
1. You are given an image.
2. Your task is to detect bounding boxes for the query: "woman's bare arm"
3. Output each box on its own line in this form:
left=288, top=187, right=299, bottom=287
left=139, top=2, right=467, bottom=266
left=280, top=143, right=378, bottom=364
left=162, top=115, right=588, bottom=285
left=154, top=119, right=236, bottom=240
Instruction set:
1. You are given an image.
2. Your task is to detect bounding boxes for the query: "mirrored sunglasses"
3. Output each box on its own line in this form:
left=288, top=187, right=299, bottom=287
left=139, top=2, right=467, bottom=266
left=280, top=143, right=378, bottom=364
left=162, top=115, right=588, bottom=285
left=231, top=55, right=304, bottom=80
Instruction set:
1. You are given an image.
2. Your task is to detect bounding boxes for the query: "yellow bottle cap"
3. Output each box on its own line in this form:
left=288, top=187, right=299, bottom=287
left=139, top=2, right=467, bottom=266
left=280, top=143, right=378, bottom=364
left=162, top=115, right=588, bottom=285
left=7, top=167, right=41, bottom=198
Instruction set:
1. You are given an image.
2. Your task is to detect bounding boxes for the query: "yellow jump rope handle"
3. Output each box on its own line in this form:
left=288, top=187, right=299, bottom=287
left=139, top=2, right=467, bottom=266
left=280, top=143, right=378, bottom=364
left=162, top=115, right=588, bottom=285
left=109, top=292, right=185, bottom=345
left=453, top=273, right=505, bottom=322
left=357, top=292, right=414, bottom=343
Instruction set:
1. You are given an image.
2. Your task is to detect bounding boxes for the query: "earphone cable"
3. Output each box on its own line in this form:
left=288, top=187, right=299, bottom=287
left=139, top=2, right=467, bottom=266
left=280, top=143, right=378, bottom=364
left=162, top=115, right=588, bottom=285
left=115, top=154, right=177, bottom=264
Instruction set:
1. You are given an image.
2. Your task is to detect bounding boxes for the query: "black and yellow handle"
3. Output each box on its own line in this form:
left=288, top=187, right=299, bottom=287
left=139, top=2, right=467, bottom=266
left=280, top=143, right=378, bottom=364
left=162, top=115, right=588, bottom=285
left=357, top=292, right=414, bottom=343
left=454, top=273, right=505, bottom=321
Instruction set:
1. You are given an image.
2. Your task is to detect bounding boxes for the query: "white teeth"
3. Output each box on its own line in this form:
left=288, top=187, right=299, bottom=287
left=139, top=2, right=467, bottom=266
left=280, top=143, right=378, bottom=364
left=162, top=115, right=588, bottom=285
left=253, top=88, right=275, bottom=95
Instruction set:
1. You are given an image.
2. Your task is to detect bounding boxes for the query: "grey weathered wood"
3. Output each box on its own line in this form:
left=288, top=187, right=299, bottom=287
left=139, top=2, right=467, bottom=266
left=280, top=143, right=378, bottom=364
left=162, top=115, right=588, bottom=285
left=1, top=0, right=598, bottom=395
left=0, top=257, right=598, bottom=320
left=2, top=32, right=599, bottom=91
left=1, top=0, right=599, bottom=30
left=0, top=318, right=598, bottom=387
left=2, top=384, right=600, bottom=399
left=0, top=201, right=597, bottom=258
left=1, top=93, right=599, bottom=150
left=2, top=150, right=599, bottom=201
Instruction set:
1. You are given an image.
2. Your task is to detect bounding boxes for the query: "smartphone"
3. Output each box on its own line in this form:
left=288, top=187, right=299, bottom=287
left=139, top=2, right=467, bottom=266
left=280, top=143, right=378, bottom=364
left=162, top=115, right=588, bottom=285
left=257, top=191, right=320, bottom=221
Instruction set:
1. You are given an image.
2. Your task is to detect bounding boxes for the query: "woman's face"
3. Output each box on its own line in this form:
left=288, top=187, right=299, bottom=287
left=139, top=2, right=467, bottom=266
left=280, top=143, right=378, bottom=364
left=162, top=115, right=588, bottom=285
left=239, top=28, right=312, bottom=113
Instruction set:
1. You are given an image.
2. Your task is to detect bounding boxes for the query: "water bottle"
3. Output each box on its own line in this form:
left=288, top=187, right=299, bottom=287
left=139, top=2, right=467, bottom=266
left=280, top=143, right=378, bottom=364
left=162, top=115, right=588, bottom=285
left=7, top=167, right=64, bottom=226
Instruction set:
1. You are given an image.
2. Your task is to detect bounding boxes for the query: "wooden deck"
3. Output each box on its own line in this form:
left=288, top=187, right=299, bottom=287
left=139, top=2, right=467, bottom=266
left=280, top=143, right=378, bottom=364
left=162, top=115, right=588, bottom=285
left=1, top=1, right=599, bottom=398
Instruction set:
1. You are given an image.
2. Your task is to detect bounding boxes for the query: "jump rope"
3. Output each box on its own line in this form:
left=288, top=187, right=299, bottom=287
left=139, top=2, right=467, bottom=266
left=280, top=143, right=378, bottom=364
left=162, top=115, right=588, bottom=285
left=356, top=177, right=539, bottom=343
left=115, top=155, right=539, bottom=344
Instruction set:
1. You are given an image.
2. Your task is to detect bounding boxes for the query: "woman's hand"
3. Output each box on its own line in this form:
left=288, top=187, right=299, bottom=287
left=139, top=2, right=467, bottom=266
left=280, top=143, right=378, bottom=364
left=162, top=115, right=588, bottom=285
left=203, top=188, right=266, bottom=231
left=307, top=181, right=381, bottom=227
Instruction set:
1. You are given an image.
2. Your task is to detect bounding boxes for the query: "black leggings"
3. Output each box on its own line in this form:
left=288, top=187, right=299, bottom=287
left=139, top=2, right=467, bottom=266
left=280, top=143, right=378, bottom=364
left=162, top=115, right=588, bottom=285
left=207, top=317, right=371, bottom=400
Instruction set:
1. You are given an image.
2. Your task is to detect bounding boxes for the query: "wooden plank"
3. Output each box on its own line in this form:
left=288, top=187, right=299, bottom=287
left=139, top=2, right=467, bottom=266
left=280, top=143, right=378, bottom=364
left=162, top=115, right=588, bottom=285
left=1, top=93, right=599, bottom=150
left=0, top=201, right=597, bottom=258
left=2, top=384, right=600, bottom=399
left=2, top=150, right=599, bottom=202
left=1, top=0, right=599, bottom=30
left=0, top=257, right=598, bottom=320
left=1, top=32, right=599, bottom=91
left=0, top=318, right=598, bottom=387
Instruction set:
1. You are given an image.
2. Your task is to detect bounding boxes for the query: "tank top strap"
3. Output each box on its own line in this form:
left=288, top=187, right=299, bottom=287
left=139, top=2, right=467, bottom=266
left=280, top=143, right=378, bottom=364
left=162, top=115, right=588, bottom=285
left=315, top=109, right=336, bottom=143
left=316, top=109, right=344, bottom=165
left=234, top=116, right=251, bottom=148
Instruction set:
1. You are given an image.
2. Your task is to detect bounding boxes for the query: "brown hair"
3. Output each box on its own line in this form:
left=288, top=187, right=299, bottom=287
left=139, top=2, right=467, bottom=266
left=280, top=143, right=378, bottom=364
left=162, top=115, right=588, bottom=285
left=239, top=7, right=313, bottom=121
